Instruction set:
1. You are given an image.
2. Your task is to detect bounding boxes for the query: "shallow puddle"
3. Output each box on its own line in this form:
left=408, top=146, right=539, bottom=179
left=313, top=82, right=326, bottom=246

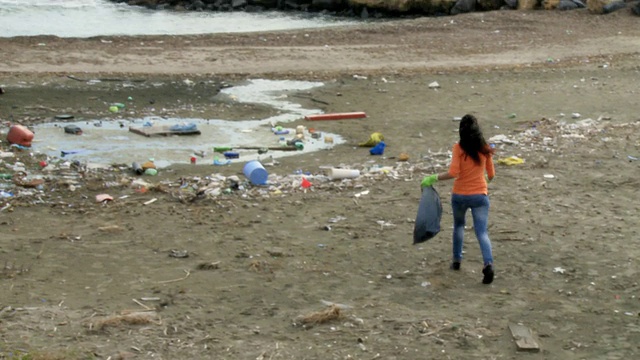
left=32, top=79, right=344, bottom=168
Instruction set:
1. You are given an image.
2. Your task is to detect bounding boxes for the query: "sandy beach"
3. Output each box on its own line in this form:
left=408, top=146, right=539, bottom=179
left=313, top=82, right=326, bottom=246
left=1, top=8, right=640, bottom=360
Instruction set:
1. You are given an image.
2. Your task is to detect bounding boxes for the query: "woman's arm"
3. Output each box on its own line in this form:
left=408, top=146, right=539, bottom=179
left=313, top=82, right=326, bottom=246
left=437, top=172, right=455, bottom=181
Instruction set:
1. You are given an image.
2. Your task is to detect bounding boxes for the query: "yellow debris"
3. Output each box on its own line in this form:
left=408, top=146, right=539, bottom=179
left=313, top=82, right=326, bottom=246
left=497, top=156, right=525, bottom=166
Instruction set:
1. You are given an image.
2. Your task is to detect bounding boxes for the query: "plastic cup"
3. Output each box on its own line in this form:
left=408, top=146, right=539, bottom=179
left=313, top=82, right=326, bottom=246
left=328, top=168, right=360, bottom=180
left=243, top=160, right=268, bottom=185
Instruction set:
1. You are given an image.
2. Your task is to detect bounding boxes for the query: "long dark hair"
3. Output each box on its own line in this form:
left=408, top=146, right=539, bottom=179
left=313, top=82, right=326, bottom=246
left=458, top=114, right=493, bottom=164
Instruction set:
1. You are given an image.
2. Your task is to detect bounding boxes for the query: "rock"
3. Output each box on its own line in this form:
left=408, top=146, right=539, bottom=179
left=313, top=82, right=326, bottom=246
left=311, top=0, right=344, bottom=11
left=451, top=0, right=476, bottom=14
left=633, top=1, right=640, bottom=15
left=571, top=0, right=586, bottom=7
left=587, top=0, right=615, bottom=13
left=518, top=0, right=540, bottom=9
left=477, top=0, right=503, bottom=10
left=557, top=0, right=579, bottom=9
left=232, top=0, right=247, bottom=8
left=603, top=0, right=627, bottom=13
left=543, top=0, right=559, bottom=9
left=349, top=0, right=457, bottom=14
left=190, top=0, right=206, bottom=10
left=504, top=0, right=518, bottom=8
left=360, top=6, right=369, bottom=18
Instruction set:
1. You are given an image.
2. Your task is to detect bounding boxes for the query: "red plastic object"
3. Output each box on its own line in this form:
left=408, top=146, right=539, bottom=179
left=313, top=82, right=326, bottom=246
left=305, top=112, right=367, bottom=121
left=7, top=125, right=34, bottom=147
left=301, top=177, right=312, bottom=189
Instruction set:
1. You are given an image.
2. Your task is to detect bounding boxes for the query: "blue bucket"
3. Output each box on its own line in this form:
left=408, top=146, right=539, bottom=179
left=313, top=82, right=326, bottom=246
left=243, top=160, right=268, bottom=185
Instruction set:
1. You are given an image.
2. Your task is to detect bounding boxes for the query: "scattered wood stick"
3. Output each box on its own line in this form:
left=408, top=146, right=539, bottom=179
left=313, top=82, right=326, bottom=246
left=157, top=269, right=191, bottom=284
left=132, top=298, right=152, bottom=310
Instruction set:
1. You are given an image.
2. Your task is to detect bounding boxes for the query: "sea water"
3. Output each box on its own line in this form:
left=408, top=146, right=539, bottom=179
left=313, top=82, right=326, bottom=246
left=0, top=0, right=357, bottom=38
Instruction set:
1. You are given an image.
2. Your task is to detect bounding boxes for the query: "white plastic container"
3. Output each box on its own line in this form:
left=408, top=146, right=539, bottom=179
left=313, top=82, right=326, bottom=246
left=328, top=168, right=360, bottom=180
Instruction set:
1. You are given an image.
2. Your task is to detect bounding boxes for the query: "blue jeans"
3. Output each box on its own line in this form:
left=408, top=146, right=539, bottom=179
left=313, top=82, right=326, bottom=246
left=451, top=194, right=493, bottom=266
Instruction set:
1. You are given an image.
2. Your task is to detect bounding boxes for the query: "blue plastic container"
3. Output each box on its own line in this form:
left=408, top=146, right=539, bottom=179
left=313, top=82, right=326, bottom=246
left=243, top=160, right=268, bottom=185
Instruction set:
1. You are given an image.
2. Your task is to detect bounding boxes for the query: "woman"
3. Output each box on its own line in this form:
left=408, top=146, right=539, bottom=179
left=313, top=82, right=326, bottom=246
left=421, top=114, right=496, bottom=284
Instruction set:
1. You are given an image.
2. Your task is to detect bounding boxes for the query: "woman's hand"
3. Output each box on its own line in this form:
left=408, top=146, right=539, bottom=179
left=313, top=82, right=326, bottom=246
left=421, top=174, right=439, bottom=188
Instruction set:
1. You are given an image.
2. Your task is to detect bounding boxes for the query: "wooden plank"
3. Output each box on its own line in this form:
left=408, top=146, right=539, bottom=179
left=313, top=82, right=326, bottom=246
left=128, top=127, right=151, bottom=137
left=305, top=112, right=367, bottom=121
left=508, top=323, right=540, bottom=352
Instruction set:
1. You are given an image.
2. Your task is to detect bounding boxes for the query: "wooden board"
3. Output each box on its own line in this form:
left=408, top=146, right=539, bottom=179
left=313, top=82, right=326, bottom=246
left=305, top=112, right=367, bottom=121
left=129, top=126, right=201, bottom=137
left=508, top=323, right=540, bottom=352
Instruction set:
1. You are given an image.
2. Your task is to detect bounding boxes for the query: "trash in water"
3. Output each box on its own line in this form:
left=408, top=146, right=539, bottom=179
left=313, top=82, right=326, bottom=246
left=64, top=125, right=83, bottom=135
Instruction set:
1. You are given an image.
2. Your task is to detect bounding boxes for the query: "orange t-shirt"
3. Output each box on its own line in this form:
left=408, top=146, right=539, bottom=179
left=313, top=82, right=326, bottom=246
left=448, top=143, right=495, bottom=195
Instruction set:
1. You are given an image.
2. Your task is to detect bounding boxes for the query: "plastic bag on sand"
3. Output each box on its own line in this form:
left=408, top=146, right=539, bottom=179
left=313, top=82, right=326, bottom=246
left=359, top=132, right=384, bottom=147
left=369, top=141, right=386, bottom=155
left=413, top=186, right=442, bottom=244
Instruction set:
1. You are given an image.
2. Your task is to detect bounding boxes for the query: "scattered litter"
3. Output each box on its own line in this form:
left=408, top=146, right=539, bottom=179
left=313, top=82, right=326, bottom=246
left=543, top=174, right=555, bottom=179
left=95, top=194, right=113, bottom=203
left=320, top=300, right=352, bottom=309
left=553, top=267, right=566, bottom=274
left=509, top=323, right=540, bottom=352
left=129, top=123, right=201, bottom=137
left=369, top=141, right=386, bottom=155
left=169, top=249, right=189, bottom=258
left=143, top=198, right=158, bottom=205
left=64, top=125, right=83, bottom=135
left=358, top=132, right=384, bottom=147
left=328, top=168, right=360, bottom=180
left=354, top=190, right=370, bottom=198
left=428, top=81, right=440, bottom=89
left=376, top=220, right=395, bottom=229
left=497, top=156, right=525, bottom=166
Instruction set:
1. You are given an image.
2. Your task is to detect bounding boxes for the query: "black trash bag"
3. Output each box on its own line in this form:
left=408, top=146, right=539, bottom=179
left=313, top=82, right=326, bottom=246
left=413, top=186, right=443, bottom=244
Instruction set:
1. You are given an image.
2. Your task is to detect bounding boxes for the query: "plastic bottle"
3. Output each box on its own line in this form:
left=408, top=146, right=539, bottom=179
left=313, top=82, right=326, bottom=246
left=132, top=162, right=144, bottom=175
left=0, top=174, right=12, bottom=180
